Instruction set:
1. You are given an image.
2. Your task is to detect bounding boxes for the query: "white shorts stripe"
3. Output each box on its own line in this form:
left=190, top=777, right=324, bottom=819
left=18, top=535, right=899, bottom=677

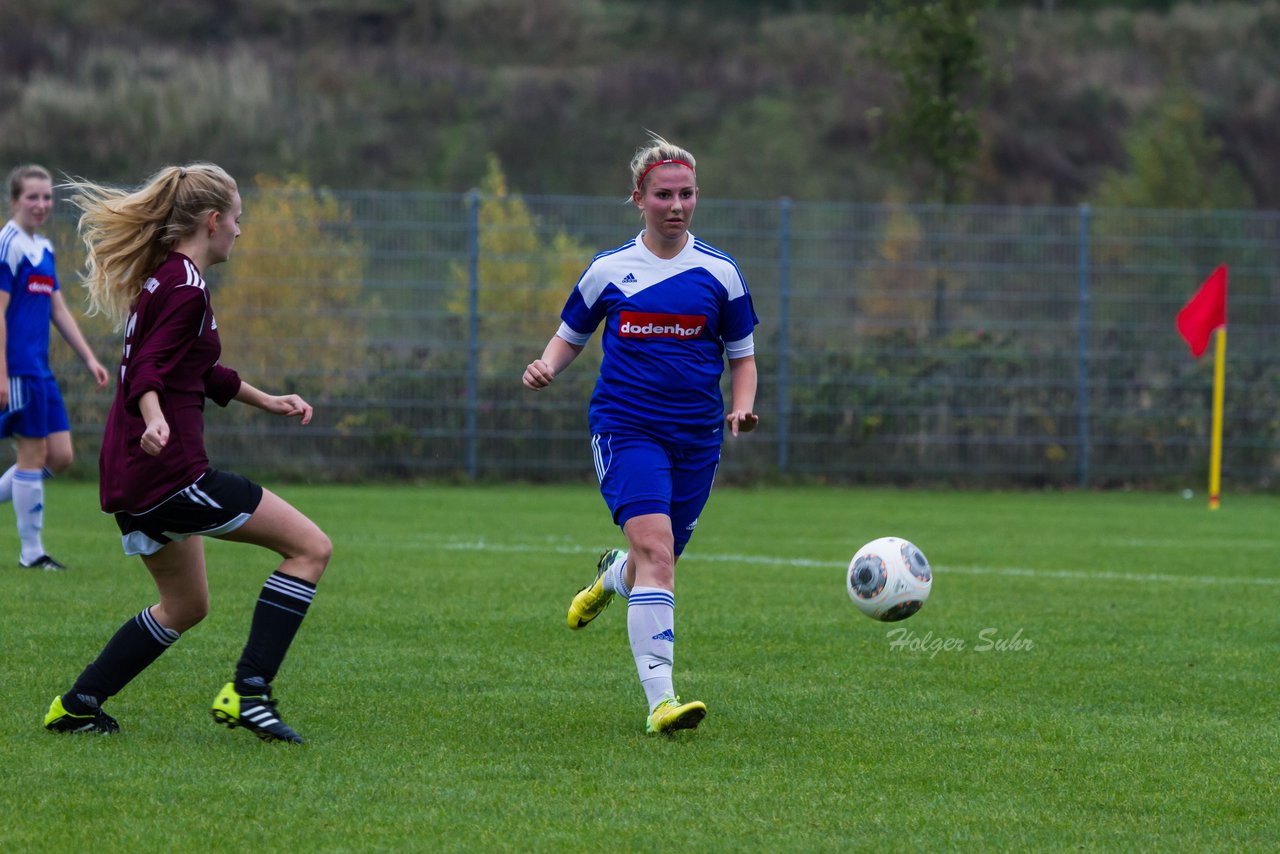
left=591, top=434, right=603, bottom=482
left=188, top=483, right=223, bottom=509
left=591, top=434, right=612, bottom=483
left=8, top=376, right=23, bottom=412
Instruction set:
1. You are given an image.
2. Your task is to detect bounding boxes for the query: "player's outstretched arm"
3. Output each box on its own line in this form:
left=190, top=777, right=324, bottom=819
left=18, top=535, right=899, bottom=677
left=234, top=380, right=313, bottom=425
left=726, top=355, right=759, bottom=437
left=523, top=335, right=584, bottom=390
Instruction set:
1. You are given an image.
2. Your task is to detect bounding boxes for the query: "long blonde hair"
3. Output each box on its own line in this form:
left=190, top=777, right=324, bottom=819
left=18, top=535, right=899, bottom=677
left=64, top=163, right=237, bottom=328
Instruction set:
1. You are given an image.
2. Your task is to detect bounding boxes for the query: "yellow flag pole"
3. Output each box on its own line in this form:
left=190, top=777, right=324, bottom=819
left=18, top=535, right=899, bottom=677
left=1208, top=327, right=1226, bottom=510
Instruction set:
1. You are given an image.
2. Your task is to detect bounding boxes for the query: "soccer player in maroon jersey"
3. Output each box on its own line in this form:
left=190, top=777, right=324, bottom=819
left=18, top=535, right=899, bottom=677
left=42, top=163, right=332, bottom=742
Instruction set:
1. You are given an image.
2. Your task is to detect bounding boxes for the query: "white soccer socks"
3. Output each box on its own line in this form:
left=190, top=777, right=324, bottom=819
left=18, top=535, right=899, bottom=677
left=602, top=549, right=631, bottom=598
left=628, top=586, right=676, bottom=712
left=12, top=468, right=46, bottom=563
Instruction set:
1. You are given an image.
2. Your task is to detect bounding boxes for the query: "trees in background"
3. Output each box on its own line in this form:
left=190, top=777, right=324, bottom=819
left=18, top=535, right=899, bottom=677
left=866, top=0, right=993, bottom=208
left=447, top=156, right=593, bottom=377
left=867, top=0, right=994, bottom=338
left=210, top=174, right=368, bottom=398
left=1094, top=90, right=1254, bottom=211
left=1, top=0, right=1276, bottom=207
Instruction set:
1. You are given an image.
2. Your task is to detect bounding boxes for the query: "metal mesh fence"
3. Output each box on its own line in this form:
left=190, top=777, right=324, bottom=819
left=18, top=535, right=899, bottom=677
left=46, top=192, right=1280, bottom=489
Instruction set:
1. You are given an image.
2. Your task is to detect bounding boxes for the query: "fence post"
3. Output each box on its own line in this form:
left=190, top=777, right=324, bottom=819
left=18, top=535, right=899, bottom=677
left=777, top=197, right=792, bottom=474
left=1076, top=203, right=1091, bottom=489
left=466, top=189, right=481, bottom=480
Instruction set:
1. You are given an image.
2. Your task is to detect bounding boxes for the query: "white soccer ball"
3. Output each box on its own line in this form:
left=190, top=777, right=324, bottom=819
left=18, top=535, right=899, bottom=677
left=847, top=536, right=932, bottom=621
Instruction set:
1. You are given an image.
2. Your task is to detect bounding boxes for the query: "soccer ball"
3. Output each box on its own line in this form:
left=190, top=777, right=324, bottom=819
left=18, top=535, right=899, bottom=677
left=846, top=537, right=932, bottom=621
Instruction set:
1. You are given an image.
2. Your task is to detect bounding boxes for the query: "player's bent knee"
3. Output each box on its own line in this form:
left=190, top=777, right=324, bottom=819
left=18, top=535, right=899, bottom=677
left=286, top=531, right=332, bottom=583
left=633, top=539, right=674, bottom=567
left=631, top=543, right=675, bottom=587
left=311, top=531, right=333, bottom=568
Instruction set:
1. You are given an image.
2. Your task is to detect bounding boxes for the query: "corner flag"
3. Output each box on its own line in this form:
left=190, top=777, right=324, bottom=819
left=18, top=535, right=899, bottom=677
left=1175, top=265, right=1227, bottom=357
left=1176, top=265, right=1228, bottom=509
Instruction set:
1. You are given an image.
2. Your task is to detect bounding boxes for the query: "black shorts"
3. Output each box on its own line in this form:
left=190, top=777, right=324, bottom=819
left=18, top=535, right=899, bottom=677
left=115, top=469, right=264, bottom=556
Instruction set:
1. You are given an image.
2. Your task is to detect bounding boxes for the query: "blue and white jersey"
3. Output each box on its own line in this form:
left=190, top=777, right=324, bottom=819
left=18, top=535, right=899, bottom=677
left=557, top=231, right=759, bottom=446
left=0, top=219, right=58, bottom=378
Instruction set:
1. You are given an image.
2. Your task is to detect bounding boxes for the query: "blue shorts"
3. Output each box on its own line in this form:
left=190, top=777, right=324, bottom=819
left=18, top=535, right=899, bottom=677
left=591, top=432, right=721, bottom=556
left=0, top=375, right=70, bottom=440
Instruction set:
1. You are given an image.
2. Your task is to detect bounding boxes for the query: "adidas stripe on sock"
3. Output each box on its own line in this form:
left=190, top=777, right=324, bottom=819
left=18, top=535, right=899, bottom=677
left=63, top=607, right=181, bottom=712
left=628, top=587, right=676, bottom=712
left=234, top=571, right=317, bottom=691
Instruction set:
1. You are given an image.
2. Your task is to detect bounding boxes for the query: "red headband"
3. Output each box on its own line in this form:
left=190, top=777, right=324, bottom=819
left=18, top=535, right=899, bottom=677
left=636, top=158, right=694, bottom=190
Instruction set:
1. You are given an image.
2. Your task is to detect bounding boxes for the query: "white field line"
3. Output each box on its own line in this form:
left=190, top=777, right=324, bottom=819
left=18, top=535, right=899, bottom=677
left=438, top=539, right=1280, bottom=588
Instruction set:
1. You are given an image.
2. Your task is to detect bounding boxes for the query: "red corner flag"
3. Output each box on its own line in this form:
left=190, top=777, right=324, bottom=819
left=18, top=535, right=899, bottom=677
left=1176, top=265, right=1228, bottom=358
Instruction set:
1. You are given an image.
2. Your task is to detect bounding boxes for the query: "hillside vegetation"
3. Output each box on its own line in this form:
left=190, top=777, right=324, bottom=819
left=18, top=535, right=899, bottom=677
left=1, top=0, right=1277, bottom=207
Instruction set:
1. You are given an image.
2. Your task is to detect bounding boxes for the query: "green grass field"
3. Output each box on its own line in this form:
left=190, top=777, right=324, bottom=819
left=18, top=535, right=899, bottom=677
left=2, top=482, right=1277, bottom=851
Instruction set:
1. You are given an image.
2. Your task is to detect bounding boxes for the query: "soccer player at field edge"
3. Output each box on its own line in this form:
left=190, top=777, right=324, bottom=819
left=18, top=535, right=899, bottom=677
left=523, top=134, right=759, bottom=735
left=0, top=164, right=110, bottom=570
left=42, top=163, right=332, bottom=743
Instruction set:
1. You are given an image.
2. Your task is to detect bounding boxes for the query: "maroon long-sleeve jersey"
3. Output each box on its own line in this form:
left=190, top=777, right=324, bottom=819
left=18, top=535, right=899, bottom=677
left=99, top=251, right=241, bottom=514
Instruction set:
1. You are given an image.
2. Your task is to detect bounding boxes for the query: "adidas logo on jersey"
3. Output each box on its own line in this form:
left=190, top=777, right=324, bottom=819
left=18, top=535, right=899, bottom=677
left=620, top=273, right=637, bottom=283
left=651, top=628, right=675, bottom=643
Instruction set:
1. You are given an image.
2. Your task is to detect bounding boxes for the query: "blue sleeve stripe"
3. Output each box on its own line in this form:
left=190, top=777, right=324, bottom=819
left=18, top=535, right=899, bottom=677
left=592, top=238, right=636, bottom=262
left=691, top=237, right=732, bottom=261
left=692, top=238, right=751, bottom=297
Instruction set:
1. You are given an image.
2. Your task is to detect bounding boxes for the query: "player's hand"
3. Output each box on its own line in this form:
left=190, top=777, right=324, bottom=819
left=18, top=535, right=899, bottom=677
left=0, top=372, right=8, bottom=410
left=726, top=410, right=759, bottom=436
left=140, top=417, right=170, bottom=456
left=265, top=394, right=313, bottom=425
left=88, top=359, right=110, bottom=388
left=523, top=359, right=555, bottom=390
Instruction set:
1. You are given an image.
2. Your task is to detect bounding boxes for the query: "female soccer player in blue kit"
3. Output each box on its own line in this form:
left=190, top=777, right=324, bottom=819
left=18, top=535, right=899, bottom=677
left=42, top=163, right=331, bottom=742
left=0, top=164, right=110, bottom=569
left=523, top=135, right=759, bottom=734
